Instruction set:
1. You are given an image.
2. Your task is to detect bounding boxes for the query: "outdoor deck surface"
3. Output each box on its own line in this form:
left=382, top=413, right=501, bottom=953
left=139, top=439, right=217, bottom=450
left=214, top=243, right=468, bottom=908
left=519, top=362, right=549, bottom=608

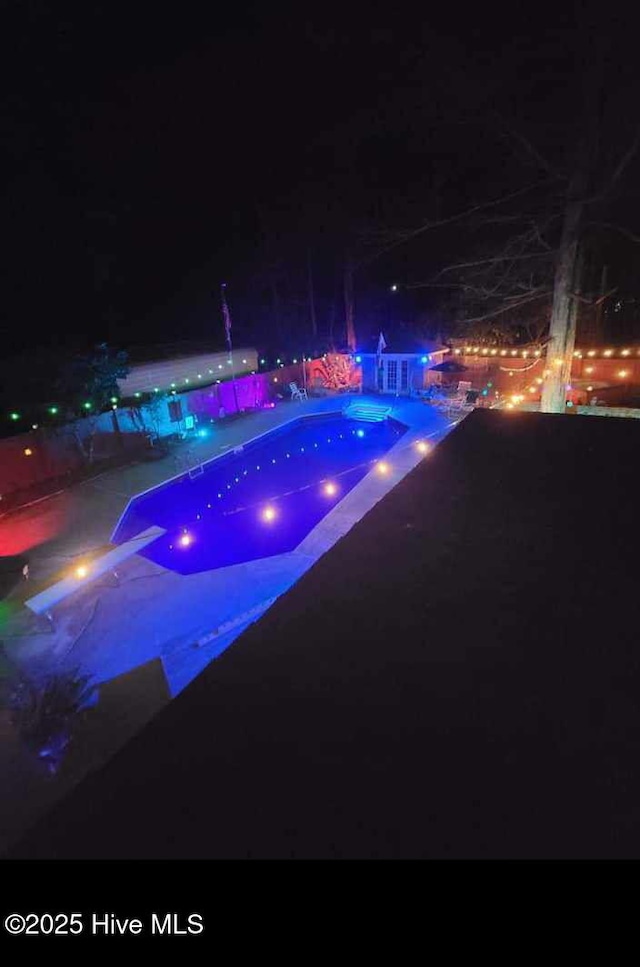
left=9, top=408, right=640, bottom=859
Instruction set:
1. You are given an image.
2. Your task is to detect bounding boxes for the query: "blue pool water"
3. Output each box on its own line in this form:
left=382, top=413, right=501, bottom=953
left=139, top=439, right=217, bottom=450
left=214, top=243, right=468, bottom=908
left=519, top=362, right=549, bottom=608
left=113, top=414, right=407, bottom=574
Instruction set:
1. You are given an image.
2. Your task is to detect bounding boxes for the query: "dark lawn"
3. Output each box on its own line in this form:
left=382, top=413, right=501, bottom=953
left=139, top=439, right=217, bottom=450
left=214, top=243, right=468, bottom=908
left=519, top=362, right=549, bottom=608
left=8, top=409, right=640, bottom=858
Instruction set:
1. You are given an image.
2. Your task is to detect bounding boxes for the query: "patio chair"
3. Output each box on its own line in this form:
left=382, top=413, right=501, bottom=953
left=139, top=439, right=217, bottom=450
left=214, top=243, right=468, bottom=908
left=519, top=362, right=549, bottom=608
left=289, top=381, right=308, bottom=401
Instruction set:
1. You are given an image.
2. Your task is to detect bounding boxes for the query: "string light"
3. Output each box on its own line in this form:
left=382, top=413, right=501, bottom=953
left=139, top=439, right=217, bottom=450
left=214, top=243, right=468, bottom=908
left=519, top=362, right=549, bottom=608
left=618, top=370, right=628, bottom=378
left=9, top=412, right=20, bottom=421
left=604, top=349, right=613, bottom=357
left=24, top=447, right=33, bottom=455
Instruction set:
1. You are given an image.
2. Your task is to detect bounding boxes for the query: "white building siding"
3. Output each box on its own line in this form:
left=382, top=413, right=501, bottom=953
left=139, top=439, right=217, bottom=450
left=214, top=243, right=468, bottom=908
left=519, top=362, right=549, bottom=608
left=117, top=348, right=258, bottom=397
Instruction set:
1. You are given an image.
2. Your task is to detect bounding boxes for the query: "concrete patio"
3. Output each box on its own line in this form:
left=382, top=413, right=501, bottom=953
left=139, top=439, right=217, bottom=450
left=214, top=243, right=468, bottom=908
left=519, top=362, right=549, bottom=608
left=0, top=394, right=454, bottom=853
left=3, top=395, right=453, bottom=695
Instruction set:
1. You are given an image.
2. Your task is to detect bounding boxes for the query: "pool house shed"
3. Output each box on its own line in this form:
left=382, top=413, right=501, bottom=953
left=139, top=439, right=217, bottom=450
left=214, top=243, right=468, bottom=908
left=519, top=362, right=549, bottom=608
left=357, top=338, right=449, bottom=396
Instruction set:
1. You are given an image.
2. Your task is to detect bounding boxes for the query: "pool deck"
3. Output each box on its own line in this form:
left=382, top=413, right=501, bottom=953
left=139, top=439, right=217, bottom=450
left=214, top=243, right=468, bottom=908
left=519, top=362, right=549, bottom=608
left=3, top=395, right=452, bottom=695
left=0, top=395, right=453, bottom=852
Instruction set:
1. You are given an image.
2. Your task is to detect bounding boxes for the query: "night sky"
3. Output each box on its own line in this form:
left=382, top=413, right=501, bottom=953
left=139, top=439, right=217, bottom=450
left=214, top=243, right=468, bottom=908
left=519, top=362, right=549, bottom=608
left=2, top=1, right=639, bottom=362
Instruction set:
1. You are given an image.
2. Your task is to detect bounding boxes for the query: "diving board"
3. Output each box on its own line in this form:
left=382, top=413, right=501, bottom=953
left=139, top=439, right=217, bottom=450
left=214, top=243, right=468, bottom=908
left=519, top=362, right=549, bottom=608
left=25, top=524, right=166, bottom=617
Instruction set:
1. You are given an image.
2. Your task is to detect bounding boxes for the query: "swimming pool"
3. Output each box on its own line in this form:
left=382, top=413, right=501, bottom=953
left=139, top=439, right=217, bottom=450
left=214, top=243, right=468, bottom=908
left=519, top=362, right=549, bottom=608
left=112, top=413, right=408, bottom=574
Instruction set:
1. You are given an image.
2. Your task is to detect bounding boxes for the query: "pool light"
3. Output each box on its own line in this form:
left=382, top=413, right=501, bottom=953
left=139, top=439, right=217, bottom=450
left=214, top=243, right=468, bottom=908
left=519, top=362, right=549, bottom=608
left=356, top=428, right=365, bottom=438
left=415, top=441, right=430, bottom=455
left=179, top=532, right=193, bottom=548
left=261, top=505, right=277, bottom=522
left=376, top=461, right=390, bottom=475
left=323, top=482, right=338, bottom=496
left=75, top=565, right=89, bottom=579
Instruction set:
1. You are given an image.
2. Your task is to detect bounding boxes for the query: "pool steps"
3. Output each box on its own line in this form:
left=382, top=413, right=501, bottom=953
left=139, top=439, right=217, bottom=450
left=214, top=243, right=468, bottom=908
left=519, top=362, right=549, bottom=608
left=342, top=402, right=392, bottom=423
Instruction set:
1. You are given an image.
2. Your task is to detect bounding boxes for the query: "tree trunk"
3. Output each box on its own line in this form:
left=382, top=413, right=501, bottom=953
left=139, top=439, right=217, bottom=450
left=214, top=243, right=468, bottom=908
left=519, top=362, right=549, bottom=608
left=270, top=276, right=282, bottom=344
left=307, top=248, right=317, bottom=342
left=328, top=300, right=336, bottom=351
left=540, top=170, right=587, bottom=414
left=343, top=254, right=357, bottom=352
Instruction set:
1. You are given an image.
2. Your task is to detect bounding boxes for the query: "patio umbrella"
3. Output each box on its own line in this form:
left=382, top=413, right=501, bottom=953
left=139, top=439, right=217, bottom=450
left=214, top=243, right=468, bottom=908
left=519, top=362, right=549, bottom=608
left=428, top=358, right=469, bottom=385
left=429, top=359, right=469, bottom=373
